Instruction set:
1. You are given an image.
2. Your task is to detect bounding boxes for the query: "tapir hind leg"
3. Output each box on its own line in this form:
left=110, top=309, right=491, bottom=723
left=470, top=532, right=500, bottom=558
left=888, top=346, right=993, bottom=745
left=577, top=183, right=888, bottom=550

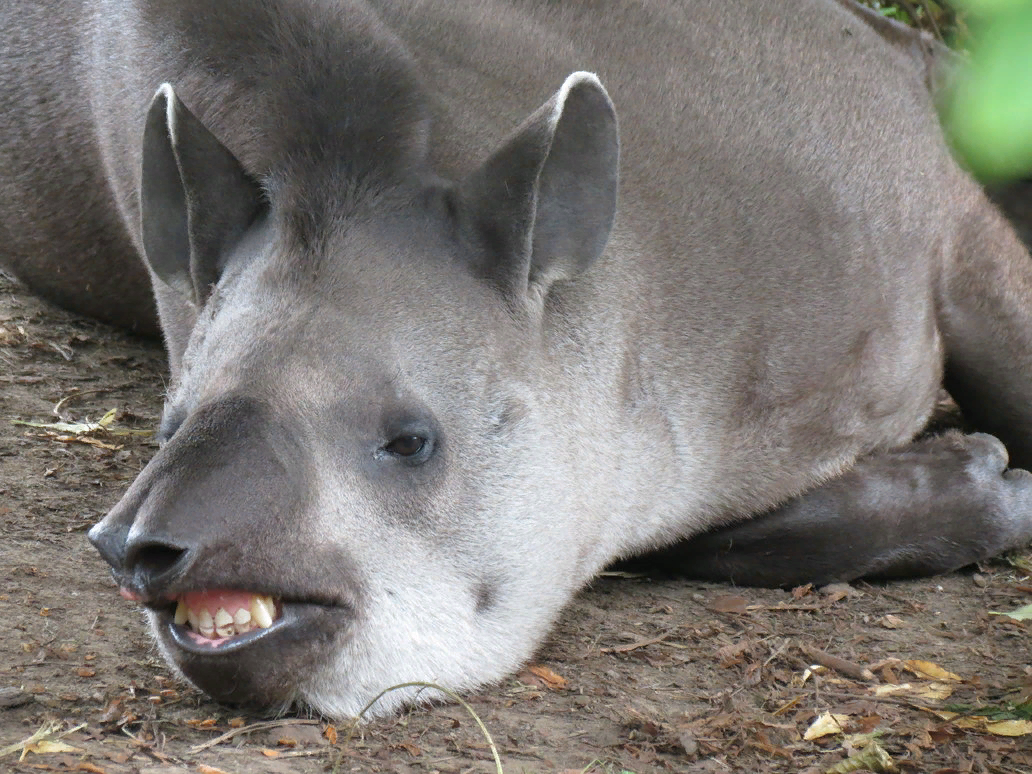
left=939, top=196, right=1032, bottom=469
left=648, top=432, right=1032, bottom=587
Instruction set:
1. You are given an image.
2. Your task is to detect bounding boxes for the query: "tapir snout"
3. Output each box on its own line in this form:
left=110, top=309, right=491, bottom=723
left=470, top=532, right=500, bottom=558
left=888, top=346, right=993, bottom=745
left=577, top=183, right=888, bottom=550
left=88, top=394, right=365, bottom=706
left=89, top=396, right=308, bottom=596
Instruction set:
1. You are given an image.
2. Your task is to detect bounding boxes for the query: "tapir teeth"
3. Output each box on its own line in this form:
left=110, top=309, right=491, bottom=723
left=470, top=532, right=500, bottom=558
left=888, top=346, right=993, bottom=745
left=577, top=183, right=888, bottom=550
left=197, top=608, right=215, bottom=637
left=214, top=608, right=234, bottom=637
left=173, top=593, right=278, bottom=639
left=251, top=595, right=275, bottom=629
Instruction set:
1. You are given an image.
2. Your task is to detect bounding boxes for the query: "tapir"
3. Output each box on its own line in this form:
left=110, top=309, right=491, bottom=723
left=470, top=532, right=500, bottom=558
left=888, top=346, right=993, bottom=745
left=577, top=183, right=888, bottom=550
left=3, top=0, right=1032, bottom=718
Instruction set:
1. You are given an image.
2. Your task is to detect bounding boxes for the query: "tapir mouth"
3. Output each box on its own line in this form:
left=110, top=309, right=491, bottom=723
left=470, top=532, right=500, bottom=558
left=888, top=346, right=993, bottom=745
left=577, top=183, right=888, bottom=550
left=143, top=587, right=347, bottom=707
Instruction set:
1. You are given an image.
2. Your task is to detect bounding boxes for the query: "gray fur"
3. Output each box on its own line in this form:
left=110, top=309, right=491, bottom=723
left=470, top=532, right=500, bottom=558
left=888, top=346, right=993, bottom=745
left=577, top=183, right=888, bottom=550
left=3, top=0, right=1032, bottom=717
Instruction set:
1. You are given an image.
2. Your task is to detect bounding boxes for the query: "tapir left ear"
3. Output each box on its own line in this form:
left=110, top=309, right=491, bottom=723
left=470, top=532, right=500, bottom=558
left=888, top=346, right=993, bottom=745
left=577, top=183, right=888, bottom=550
left=140, top=84, right=265, bottom=307
left=458, top=72, right=619, bottom=304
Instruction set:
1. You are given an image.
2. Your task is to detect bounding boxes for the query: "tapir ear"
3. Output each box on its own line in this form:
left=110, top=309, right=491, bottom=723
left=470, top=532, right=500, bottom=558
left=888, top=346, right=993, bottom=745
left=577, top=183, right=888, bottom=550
left=140, top=83, right=264, bottom=306
left=459, top=72, right=619, bottom=303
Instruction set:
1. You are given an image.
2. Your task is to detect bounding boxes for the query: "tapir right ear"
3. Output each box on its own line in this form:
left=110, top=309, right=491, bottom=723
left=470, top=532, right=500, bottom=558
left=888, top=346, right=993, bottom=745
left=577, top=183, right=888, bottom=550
left=140, top=84, right=264, bottom=306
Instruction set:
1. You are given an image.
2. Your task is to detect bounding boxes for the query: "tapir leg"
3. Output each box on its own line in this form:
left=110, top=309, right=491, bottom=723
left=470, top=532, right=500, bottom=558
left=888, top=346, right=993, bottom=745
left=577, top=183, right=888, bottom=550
left=650, top=432, right=1032, bottom=587
left=938, top=196, right=1032, bottom=470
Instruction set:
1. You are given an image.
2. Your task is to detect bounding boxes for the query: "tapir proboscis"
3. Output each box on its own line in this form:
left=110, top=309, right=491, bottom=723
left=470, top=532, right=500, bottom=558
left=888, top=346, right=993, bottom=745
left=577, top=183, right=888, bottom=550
left=3, top=0, right=1032, bottom=717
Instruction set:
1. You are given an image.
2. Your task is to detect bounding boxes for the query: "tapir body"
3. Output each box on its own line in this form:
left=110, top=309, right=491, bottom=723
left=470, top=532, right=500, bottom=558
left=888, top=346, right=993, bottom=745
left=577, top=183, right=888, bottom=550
left=4, top=0, right=1032, bottom=716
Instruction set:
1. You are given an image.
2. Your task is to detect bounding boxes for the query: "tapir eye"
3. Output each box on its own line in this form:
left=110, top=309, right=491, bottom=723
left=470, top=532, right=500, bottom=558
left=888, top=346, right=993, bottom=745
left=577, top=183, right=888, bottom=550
left=377, top=416, right=437, bottom=465
left=384, top=435, right=427, bottom=457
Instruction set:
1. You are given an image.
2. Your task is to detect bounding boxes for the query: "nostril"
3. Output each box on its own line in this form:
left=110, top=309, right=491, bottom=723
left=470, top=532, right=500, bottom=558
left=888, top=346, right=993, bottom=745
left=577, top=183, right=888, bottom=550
left=126, top=541, right=190, bottom=588
left=88, top=521, right=131, bottom=569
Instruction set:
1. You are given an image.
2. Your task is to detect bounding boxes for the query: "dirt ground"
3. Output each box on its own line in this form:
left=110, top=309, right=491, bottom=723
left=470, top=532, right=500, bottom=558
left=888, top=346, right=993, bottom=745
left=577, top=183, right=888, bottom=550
left=2, top=270, right=1032, bottom=774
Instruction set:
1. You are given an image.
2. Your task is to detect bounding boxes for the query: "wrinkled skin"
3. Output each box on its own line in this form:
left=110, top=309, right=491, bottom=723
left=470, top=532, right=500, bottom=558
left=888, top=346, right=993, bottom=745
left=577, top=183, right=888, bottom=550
left=3, top=0, right=1032, bottom=717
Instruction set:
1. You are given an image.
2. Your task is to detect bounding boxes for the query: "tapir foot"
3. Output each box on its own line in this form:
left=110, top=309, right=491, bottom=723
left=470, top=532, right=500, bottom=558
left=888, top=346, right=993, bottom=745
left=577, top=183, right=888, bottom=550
left=647, top=431, right=1032, bottom=587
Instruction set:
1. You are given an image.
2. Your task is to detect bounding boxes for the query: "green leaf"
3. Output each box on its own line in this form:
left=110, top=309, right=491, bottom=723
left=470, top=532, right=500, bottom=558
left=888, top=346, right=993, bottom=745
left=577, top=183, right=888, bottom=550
left=989, top=602, right=1032, bottom=621
left=944, top=5, right=1032, bottom=179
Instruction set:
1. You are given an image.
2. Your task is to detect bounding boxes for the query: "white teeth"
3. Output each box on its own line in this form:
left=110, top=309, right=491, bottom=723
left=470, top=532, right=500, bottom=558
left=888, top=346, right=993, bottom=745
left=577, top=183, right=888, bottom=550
left=251, top=595, right=274, bottom=629
left=214, top=608, right=234, bottom=637
left=177, top=595, right=278, bottom=639
left=197, top=608, right=214, bottom=637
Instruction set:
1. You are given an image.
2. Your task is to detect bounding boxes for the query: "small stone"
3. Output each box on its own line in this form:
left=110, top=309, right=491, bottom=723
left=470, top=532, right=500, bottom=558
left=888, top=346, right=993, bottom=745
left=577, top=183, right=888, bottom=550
left=0, top=687, right=32, bottom=708
left=678, top=729, right=699, bottom=757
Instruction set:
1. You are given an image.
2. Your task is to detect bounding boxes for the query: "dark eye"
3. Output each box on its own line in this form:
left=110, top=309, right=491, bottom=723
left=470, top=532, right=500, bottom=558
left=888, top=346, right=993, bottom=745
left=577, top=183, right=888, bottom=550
left=384, top=435, right=426, bottom=457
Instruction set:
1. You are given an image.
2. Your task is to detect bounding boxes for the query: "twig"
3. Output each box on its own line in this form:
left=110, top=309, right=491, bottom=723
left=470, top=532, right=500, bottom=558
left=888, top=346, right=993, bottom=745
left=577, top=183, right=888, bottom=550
left=920, top=0, right=943, bottom=42
left=600, top=628, right=680, bottom=654
left=800, top=646, right=875, bottom=682
left=188, top=719, right=321, bottom=754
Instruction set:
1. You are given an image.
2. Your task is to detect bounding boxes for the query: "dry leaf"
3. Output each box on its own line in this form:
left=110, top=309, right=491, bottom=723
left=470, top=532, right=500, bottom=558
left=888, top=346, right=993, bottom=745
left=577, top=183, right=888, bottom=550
left=228, top=717, right=246, bottom=728
left=717, top=641, right=751, bottom=667
left=25, top=739, right=83, bottom=755
left=791, top=583, right=813, bottom=599
left=397, top=741, right=422, bottom=756
left=984, top=719, right=1032, bottom=736
left=872, top=682, right=954, bottom=701
left=879, top=614, right=905, bottom=629
left=826, top=739, right=897, bottom=772
left=803, top=712, right=850, bottom=740
left=528, top=664, right=568, bottom=690
left=197, top=766, right=231, bottom=774
left=76, top=667, right=96, bottom=678
left=323, top=725, right=338, bottom=744
left=709, top=594, right=750, bottom=614
left=260, top=748, right=280, bottom=757
left=904, top=660, right=963, bottom=681
left=77, top=763, right=110, bottom=774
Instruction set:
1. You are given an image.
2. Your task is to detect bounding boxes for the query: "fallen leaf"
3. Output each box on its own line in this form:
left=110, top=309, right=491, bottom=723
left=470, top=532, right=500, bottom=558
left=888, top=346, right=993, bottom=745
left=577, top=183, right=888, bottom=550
left=76, top=667, right=96, bottom=678
left=879, top=614, right=905, bottom=629
left=990, top=603, right=1032, bottom=621
left=984, top=719, right=1032, bottom=736
left=803, top=712, right=850, bottom=740
left=709, top=594, right=750, bottom=614
left=25, top=739, right=83, bottom=755
left=528, top=664, right=568, bottom=690
left=260, top=748, right=280, bottom=757
left=791, top=583, right=813, bottom=599
left=197, top=765, right=231, bottom=774
left=717, top=640, right=751, bottom=667
left=228, top=717, right=246, bottom=728
left=873, top=682, right=954, bottom=701
left=76, top=763, right=110, bottom=774
left=826, top=738, right=897, bottom=772
left=323, top=725, right=338, bottom=744
left=397, top=741, right=422, bottom=756
left=904, top=660, right=963, bottom=682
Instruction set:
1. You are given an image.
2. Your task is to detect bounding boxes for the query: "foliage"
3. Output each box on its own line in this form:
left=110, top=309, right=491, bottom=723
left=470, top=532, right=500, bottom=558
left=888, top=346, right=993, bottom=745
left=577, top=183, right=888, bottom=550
left=943, top=0, right=1032, bottom=180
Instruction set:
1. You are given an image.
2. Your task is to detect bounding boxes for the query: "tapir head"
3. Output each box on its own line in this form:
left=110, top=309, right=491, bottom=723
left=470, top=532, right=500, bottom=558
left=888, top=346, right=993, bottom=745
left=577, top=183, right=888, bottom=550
left=88, top=73, right=619, bottom=716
